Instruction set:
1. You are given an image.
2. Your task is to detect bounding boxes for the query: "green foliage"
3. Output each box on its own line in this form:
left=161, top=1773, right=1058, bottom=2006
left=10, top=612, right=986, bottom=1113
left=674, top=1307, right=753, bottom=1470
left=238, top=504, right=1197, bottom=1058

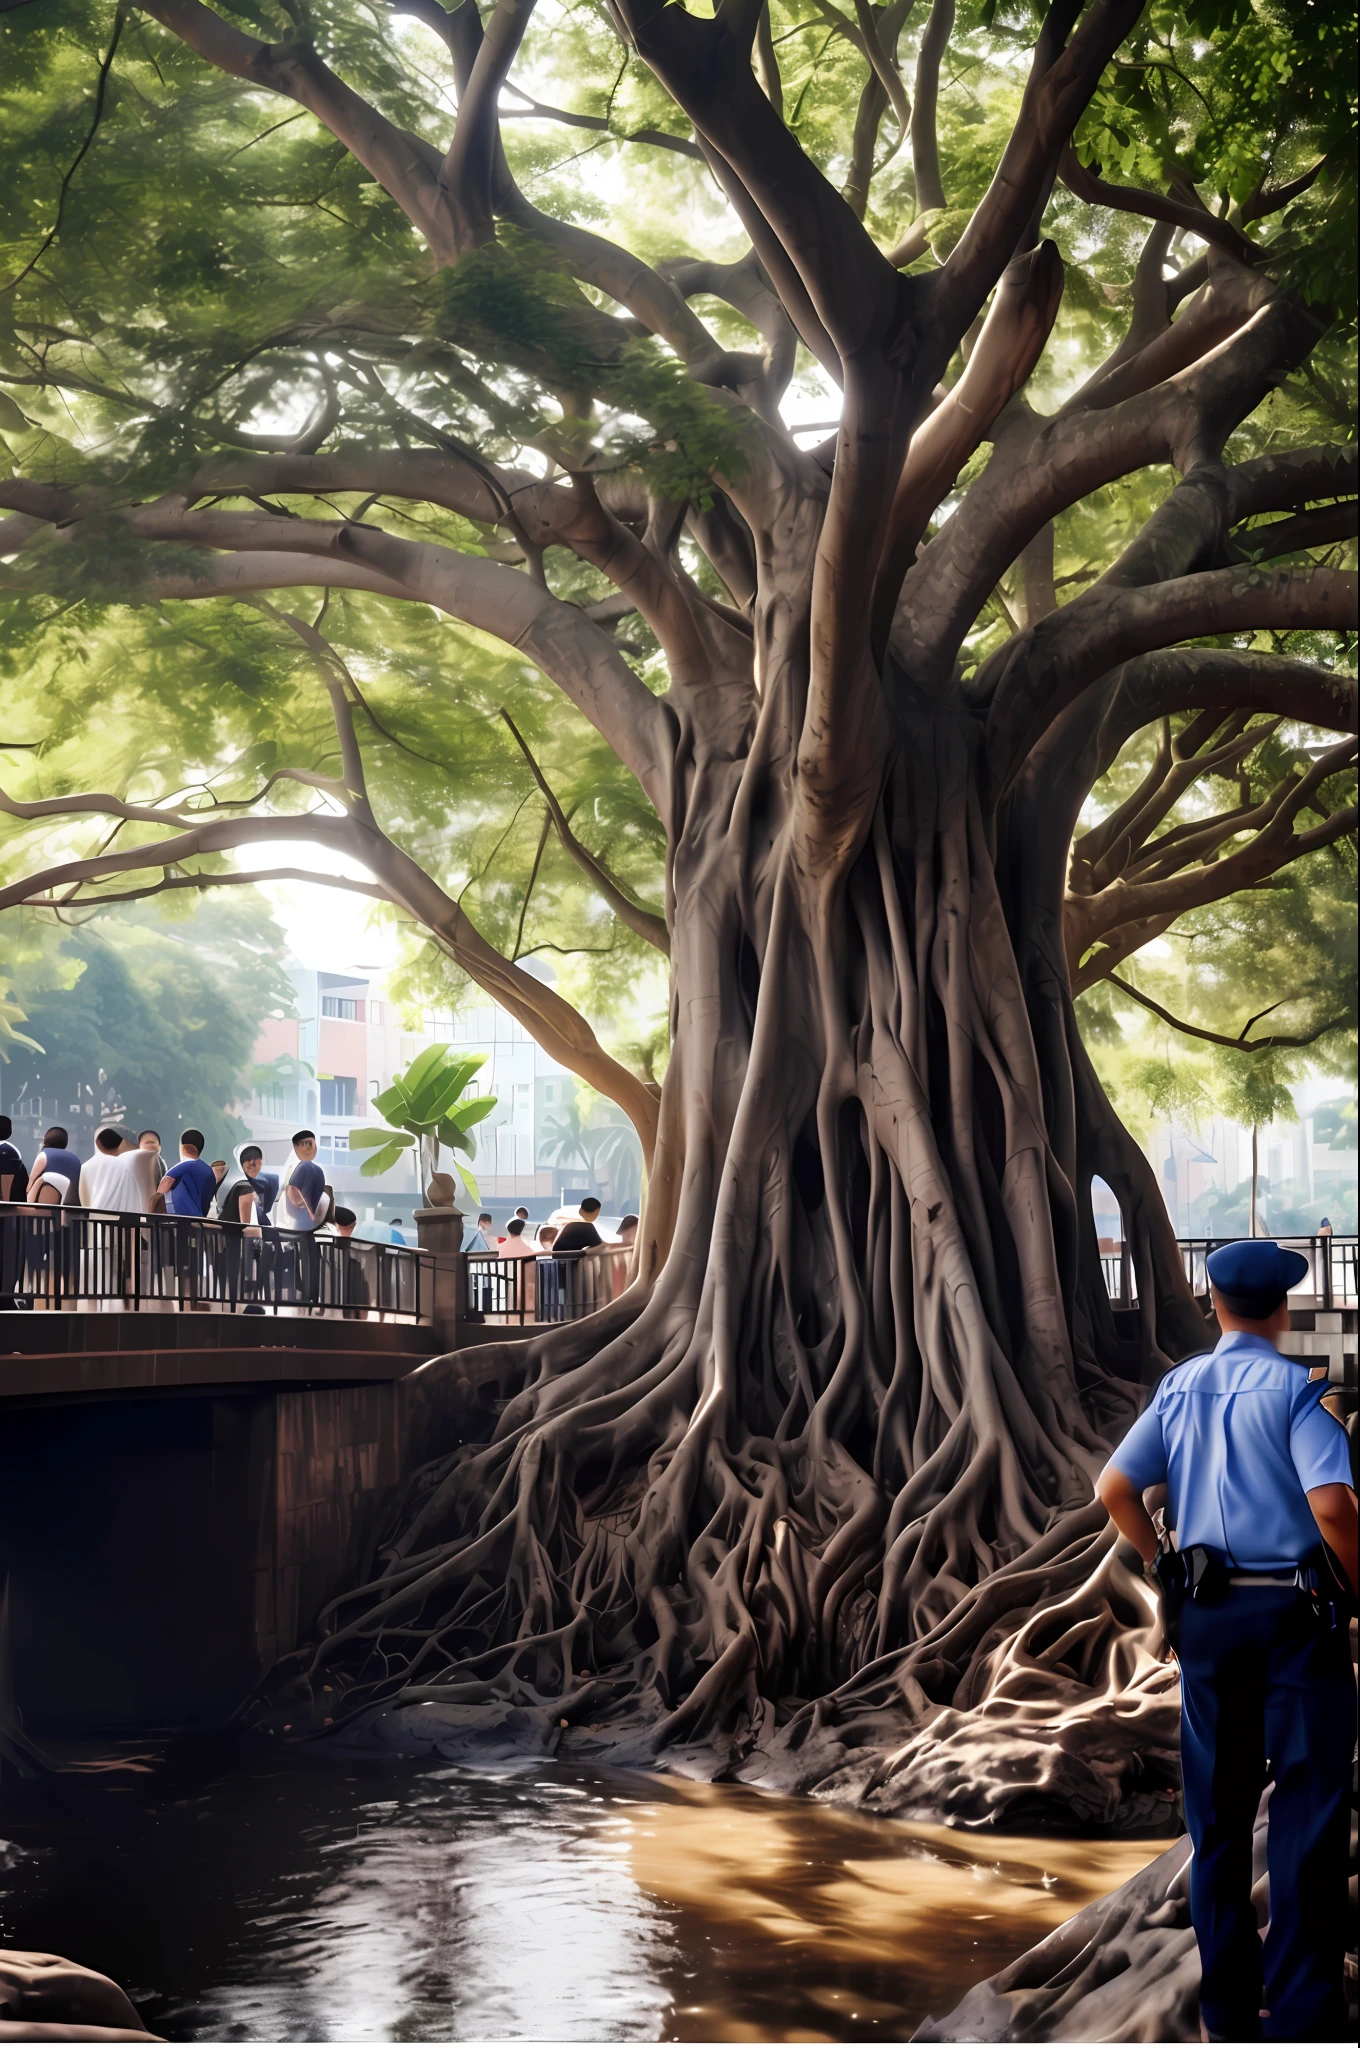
left=0, top=0, right=1353, bottom=1153
left=1074, top=0, right=1358, bottom=322
left=432, top=231, right=748, bottom=500
left=349, top=1043, right=497, bottom=1202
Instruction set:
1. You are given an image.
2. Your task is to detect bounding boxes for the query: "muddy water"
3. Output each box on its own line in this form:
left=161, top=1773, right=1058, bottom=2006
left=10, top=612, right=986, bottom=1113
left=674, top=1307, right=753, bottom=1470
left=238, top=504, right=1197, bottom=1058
left=0, top=1756, right=1170, bottom=2041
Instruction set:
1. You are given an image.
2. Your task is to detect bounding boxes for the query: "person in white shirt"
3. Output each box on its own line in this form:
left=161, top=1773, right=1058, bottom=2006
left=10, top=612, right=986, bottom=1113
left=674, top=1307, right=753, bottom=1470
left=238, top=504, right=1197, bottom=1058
left=79, top=1128, right=158, bottom=1213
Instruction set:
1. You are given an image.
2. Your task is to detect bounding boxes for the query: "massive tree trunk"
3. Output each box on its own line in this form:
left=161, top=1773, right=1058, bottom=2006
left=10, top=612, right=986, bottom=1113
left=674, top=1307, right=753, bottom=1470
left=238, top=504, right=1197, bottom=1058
left=288, top=666, right=1188, bottom=1825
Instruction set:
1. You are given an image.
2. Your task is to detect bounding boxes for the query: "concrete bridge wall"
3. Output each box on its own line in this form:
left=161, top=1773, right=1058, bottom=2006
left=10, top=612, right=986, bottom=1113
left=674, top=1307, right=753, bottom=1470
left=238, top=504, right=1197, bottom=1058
left=0, top=1313, right=529, bottom=1737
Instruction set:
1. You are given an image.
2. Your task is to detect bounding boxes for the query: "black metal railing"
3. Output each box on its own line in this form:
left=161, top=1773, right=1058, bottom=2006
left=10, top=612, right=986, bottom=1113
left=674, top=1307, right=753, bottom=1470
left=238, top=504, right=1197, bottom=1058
left=0, top=1202, right=430, bottom=1322
left=464, top=1247, right=632, bottom=1325
left=1100, top=1234, right=1358, bottom=1311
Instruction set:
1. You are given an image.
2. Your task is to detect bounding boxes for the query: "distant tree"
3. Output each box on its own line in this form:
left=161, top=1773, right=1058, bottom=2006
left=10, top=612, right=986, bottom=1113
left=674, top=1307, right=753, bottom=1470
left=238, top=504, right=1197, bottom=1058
left=0, top=894, right=295, bottom=1158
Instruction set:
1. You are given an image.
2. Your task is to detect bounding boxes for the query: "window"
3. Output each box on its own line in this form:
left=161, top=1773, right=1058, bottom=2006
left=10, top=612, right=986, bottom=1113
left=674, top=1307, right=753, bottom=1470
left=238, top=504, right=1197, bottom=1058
left=320, top=1076, right=357, bottom=1117
left=322, top=995, right=358, bottom=1020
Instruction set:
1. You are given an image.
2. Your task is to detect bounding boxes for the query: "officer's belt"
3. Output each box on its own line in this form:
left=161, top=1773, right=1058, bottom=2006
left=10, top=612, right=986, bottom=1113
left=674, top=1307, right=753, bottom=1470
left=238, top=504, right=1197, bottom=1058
left=1226, top=1569, right=1305, bottom=1587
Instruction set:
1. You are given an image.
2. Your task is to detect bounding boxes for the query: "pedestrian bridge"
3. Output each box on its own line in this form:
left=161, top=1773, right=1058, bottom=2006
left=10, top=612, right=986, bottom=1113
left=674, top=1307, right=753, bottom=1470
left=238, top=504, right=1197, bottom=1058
left=0, top=1204, right=632, bottom=1741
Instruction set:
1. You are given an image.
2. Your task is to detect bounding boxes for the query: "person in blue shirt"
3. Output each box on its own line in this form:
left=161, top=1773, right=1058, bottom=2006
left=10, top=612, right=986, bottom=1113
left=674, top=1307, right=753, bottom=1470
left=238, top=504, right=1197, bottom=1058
left=1098, top=1240, right=1356, bottom=2044
left=156, top=1127, right=218, bottom=1217
left=282, top=1129, right=329, bottom=1305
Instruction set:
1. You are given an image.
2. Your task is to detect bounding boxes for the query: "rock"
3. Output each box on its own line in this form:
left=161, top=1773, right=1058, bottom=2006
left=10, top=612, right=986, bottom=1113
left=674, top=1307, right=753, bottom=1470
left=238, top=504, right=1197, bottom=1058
left=0, top=1951, right=159, bottom=2042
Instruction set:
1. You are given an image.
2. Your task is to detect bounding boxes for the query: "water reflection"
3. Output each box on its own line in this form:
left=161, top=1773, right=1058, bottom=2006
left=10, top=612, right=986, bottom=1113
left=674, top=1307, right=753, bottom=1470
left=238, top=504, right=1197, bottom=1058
left=0, top=1756, right=1169, bottom=2041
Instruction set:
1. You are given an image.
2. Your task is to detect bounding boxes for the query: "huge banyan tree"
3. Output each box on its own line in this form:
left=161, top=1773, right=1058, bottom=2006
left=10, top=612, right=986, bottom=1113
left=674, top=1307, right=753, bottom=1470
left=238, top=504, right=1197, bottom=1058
left=1, top=0, right=1356, bottom=1820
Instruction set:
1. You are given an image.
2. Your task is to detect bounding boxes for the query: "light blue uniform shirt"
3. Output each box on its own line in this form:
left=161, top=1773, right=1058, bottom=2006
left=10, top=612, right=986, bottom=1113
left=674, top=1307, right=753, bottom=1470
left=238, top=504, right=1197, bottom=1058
left=1109, top=1330, right=1352, bottom=1570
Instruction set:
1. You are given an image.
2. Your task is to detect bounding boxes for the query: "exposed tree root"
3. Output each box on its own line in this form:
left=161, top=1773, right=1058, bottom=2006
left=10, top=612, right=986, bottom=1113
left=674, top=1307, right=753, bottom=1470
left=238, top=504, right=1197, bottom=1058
left=256, top=742, right=1203, bottom=1834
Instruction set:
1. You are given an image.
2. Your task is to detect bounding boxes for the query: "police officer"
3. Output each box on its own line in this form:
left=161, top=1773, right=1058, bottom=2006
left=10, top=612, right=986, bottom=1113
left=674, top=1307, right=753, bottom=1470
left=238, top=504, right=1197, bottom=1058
left=1097, top=1239, right=1357, bottom=2043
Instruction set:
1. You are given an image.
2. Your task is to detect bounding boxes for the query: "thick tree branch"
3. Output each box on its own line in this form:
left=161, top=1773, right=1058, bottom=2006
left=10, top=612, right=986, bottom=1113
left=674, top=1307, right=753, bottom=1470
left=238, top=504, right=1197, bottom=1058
left=3, top=495, right=674, bottom=803
left=910, top=0, right=952, bottom=215
left=871, top=240, right=1064, bottom=650
left=0, top=800, right=660, bottom=1158
left=138, top=0, right=456, bottom=256
left=983, top=563, right=1358, bottom=790
left=1231, top=503, right=1358, bottom=563
left=439, top=0, right=537, bottom=251
left=898, top=298, right=1327, bottom=681
left=618, top=0, right=905, bottom=363
left=936, top=0, right=1144, bottom=338
left=1095, top=650, right=1359, bottom=758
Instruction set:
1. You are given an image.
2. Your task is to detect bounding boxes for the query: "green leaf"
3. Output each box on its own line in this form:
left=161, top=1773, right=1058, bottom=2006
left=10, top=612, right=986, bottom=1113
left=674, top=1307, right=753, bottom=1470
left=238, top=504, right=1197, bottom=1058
left=359, top=1140, right=410, bottom=1177
left=400, top=1041, right=453, bottom=1093
left=373, top=1082, right=412, bottom=1124
left=455, top=1160, right=480, bottom=1205
left=446, top=1093, right=498, bottom=1129
left=349, top=1125, right=413, bottom=1152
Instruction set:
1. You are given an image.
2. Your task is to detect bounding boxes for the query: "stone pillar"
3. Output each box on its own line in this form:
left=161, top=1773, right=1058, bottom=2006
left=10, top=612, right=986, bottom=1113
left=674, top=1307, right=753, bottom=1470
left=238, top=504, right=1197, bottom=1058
left=414, top=1205, right=466, bottom=1352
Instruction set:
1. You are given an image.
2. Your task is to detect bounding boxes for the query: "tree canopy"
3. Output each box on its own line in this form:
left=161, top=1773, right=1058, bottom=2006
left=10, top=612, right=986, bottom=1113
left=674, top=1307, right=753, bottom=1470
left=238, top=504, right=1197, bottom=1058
left=1, top=0, right=1353, bottom=1139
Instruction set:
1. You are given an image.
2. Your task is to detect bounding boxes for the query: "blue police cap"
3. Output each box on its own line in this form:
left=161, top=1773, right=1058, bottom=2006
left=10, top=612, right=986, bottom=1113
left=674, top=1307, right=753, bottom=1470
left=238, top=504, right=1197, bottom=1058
left=1206, top=1239, right=1309, bottom=1315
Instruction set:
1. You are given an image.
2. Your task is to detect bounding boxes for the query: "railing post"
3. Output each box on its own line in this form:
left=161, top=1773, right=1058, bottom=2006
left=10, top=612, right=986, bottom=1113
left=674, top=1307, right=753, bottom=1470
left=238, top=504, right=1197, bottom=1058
left=415, top=1203, right=466, bottom=1349
left=1119, top=1238, right=1132, bottom=1310
left=1320, top=1233, right=1334, bottom=1313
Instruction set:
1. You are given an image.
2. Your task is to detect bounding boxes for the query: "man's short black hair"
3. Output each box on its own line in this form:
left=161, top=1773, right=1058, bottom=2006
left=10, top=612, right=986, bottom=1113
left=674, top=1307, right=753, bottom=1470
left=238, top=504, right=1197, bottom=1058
left=43, top=1127, right=68, bottom=1148
left=292, top=1128, right=316, bottom=1146
left=619, top=1214, right=639, bottom=1230
left=180, top=1127, right=206, bottom=1155
left=241, top=1145, right=262, bottom=1163
left=1210, top=1282, right=1289, bottom=1320
left=514, top=1205, right=529, bottom=1217
left=478, top=1212, right=493, bottom=1224
left=138, top=1129, right=161, bottom=1145
left=0, top=1115, right=11, bottom=1141
left=580, top=1196, right=602, bottom=1216
left=95, top=1127, right=124, bottom=1153
left=333, top=1205, right=357, bottom=1226
left=506, top=1217, right=526, bottom=1235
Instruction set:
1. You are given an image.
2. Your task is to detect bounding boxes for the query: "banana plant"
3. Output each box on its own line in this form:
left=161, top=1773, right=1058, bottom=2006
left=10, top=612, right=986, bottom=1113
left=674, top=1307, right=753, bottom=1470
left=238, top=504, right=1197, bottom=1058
left=348, top=1045, right=497, bottom=1204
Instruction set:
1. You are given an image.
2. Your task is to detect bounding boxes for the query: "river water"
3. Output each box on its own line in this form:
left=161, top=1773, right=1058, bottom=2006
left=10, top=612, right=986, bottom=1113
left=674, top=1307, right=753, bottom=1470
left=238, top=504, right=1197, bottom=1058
left=0, top=1754, right=1169, bottom=2041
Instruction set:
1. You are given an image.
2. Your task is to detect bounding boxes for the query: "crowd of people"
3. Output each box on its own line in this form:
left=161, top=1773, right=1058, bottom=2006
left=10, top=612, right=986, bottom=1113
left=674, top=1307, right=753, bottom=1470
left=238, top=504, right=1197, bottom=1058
left=0, top=1115, right=340, bottom=1233
left=1, top=1115, right=637, bottom=1320
left=465, top=1196, right=639, bottom=1258
left=0, top=1115, right=378, bottom=1314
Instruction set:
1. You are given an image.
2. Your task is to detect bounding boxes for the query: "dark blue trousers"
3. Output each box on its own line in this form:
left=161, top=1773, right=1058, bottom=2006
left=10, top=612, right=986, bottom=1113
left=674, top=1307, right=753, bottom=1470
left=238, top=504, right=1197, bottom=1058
left=1178, top=1584, right=1355, bottom=2042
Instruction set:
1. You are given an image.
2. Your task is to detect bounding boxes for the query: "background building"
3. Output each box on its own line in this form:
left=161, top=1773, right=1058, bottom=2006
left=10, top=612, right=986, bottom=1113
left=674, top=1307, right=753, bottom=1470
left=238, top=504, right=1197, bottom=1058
left=244, top=963, right=640, bottom=1232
